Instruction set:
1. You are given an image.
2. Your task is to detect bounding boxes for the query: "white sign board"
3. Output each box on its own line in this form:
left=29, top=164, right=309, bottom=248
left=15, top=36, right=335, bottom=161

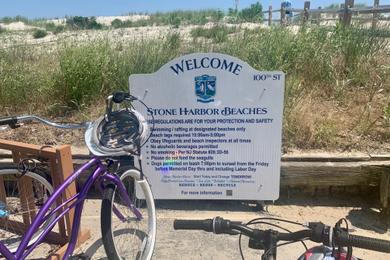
left=130, top=53, right=284, bottom=200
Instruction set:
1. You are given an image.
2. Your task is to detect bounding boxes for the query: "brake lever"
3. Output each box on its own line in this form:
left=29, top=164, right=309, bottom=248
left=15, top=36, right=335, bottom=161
left=10, top=123, right=21, bottom=129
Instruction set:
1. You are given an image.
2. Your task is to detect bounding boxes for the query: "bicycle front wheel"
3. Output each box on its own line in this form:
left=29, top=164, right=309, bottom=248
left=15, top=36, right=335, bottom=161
left=0, top=166, right=55, bottom=253
left=101, top=167, right=156, bottom=260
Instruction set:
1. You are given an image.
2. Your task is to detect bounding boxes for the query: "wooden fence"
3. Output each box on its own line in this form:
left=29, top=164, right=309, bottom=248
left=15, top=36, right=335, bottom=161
left=264, top=0, right=390, bottom=28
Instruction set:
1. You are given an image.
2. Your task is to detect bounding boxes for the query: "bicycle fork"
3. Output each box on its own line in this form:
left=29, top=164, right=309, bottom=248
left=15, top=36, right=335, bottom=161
left=101, top=174, right=143, bottom=221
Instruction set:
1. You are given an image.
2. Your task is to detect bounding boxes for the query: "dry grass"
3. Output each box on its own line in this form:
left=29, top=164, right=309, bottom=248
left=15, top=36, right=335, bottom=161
left=0, top=24, right=389, bottom=152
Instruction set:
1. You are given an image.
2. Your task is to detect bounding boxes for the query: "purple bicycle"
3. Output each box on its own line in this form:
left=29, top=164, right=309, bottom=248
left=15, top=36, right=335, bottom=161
left=0, top=91, right=156, bottom=260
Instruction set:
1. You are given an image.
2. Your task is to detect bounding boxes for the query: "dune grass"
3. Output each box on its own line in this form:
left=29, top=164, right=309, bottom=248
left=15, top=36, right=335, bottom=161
left=0, top=25, right=389, bottom=150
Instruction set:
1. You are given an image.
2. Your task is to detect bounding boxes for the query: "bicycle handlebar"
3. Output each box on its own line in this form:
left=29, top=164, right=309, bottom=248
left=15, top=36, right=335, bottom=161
left=0, top=115, right=89, bottom=129
left=0, top=116, right=18, bottom=127
left=0, top=91, right=141, bottom=130
left=336, top=233, right=390, bottom=253
left=174, top=219, right=214, bottom=231
left=174, top=217, right=390, bottom=253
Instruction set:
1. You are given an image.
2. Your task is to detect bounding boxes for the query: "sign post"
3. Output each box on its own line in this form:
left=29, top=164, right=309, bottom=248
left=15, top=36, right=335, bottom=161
left=130, top=53, right=284, bottom=200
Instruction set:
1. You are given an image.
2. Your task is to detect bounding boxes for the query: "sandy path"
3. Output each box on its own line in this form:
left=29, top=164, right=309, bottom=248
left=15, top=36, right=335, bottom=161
left=66, top=197, right=390, bottom=260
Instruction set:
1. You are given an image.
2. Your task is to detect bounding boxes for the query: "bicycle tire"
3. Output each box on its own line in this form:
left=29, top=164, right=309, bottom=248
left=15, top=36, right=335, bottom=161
left=101, top=167, right=156, bottom=260
left=0, top=165, right=55, bottom=253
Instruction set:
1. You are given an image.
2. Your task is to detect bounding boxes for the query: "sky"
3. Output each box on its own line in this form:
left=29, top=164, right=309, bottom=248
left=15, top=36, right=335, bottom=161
left=1, top=0, right=389, bottom=19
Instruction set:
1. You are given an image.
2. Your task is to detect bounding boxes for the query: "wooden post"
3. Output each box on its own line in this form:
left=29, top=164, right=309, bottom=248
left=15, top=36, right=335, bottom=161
left=56, top=145, right=76, bottom=237
left=339, top=4, right=345, bottom=23
left=49, top=157, right=67, bottom=238
left=316, top=7, right=322, bottom=25
left=12, top=151, right=34, bottom=225
left=0, top=176, right=6, bottom=229
left=303, top=1, right=311, bottom=24
left=0, top=176, right=5, bottom=203
left=343, top=0, right=354, bottom=26
left=268, top=5, right=272, bottom=26
left=372, top=0, right=380, bottom=29
left=281, top=3, right=286, bottom=25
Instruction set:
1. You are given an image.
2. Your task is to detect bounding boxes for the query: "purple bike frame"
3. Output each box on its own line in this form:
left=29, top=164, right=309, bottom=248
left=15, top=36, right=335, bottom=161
left=0, top=157, right=143, bottom=260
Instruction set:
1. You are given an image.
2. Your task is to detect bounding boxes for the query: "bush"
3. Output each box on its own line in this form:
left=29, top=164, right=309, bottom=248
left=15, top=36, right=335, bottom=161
left=33, top=29, right=47, bottom=39
left=45, top=22, right=56, bottom=31
left=0, top=15, right=29, bottom=24
left=111, top=19, right=133, bottom=28
left=191, top=26, right=238, bottom=43
left=54, top=25, right=65, bottom=34
left=44, top=22, right=65, bottom=34
left=0, top=45, right=57, bottom=111
left=111, top=19, right=123, bottom=28
left=167, top=13, right=181, bottom=28
left=56, top=42, right=112, bottom=107
left=0, top=25, right=5, bottom=33
left=66, top=16, right=103, bottom=30
left=238, top=2, right=263, bottom=22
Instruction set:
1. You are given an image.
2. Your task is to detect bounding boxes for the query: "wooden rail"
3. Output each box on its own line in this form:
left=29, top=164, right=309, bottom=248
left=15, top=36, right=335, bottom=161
left=264, top=0, right=390, bottom=28
left=68, top=152, right=389, bottom=216
left=1, top=147, right=389, bottom=216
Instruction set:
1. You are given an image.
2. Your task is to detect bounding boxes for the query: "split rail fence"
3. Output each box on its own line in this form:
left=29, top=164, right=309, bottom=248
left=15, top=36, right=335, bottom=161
left=264, top=0, right=390, bottom=28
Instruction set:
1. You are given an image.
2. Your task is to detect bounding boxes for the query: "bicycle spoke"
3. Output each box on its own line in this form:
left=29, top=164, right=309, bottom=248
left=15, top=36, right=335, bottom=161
left=0, top=168, right=55, bottom=253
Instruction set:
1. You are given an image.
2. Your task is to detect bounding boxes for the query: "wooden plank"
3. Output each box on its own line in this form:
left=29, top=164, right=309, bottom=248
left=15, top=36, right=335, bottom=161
left=49, top=157, right=67, bottom=240
left=17, top=175, right=37, bottom=222
left=0, top=176, right=5, bottom=204
left=56, top=145, right=76, bottom=238
left=373, top=0, right=380, bottom=29
left=48, top=229, right=91, bottom=260
left=0, top=175, right=6, bottom=231
left=303, top=1, right=311, bottom=24
left=380, top=174, right=389, bottom=208
left=280, top=161, right=390, bottom=187
left=12, top=151, right=30, bottom=225
left=344, top=0, right=354, bottom=26
left=0, top=139, right=57, bottom=159
left=282, top=154, right=371, bottom=162
left=268, top=6, right=272, bottom=26
left=280, top=3, right=286, bottom=25
left=0, top=219, right=66, bottom=244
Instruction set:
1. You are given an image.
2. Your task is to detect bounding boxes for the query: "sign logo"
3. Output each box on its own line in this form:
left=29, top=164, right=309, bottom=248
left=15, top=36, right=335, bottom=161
left=195, top=75, right=216, bottom=103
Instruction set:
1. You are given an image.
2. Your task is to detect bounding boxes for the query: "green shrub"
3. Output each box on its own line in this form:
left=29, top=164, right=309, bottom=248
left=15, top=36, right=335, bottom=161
left=238, top=2, right=263, bottom=22
left=44, top=22, right=65, bottom=34
left=0, top=25, right=5, bottom=33
left=54, top=25, right=65, bottom=34
left=56, top=42, right=113, bottom=107
left=167, top=13, right=181, bottom=28
left=111, top=19, right=133, bottom=28
left=131, top=19, right=149, bottom=27
left=45, top=22, right=56, bottom=31
left=66, top=16, right=103, bottom=30
left=0, top=15, right=29, bottom=24
left=33, top=29, right=48, bottom=39
left=0, top=46, right=57, bottom=110
left=191, top=26, right=237, bottom=43
left=111, top=19, right=123, bottom=28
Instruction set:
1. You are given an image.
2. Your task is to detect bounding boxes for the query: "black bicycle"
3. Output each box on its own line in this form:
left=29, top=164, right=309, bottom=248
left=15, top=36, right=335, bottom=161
left=174, top=216, right=390, bottom=260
